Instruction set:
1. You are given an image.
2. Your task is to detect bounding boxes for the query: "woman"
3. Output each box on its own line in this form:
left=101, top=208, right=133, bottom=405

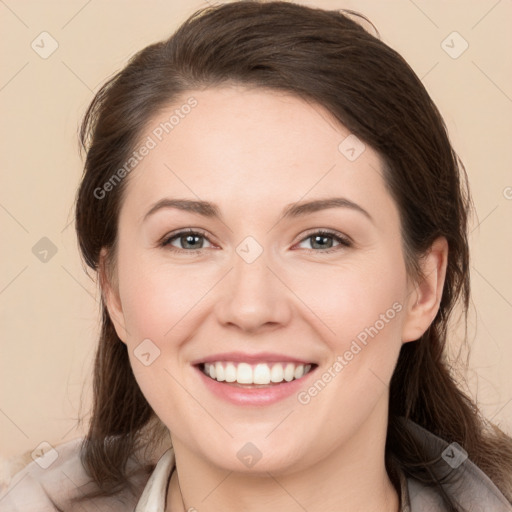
left=1, top=1, right=511, bottom=511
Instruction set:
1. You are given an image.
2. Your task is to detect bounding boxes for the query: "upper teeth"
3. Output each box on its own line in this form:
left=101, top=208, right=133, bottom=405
left=203, top=362, right=313, bottom=385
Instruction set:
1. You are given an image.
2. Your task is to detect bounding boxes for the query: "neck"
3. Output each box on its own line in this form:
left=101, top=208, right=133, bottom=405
left=166, top=407, right=399, bottom=512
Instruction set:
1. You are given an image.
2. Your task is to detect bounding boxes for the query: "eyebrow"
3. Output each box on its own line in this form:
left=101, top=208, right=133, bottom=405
left=143, top=197, right=373, bottom=224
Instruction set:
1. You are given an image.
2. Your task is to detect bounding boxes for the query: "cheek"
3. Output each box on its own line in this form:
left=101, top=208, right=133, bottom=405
left=117, top=251, right=214, bottom=345
left=290, top=262, right=406, bottom=429
left=291, top=253, right=406, bottom=347
left=117, top=242, right=407, bottom=351
left=291, top=253, right=407, bottom=416
left=116, top=254, right=211, bottom=411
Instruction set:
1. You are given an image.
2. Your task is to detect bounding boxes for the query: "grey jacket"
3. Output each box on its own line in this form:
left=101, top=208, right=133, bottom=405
left=1, top=419, right=510, bottom=511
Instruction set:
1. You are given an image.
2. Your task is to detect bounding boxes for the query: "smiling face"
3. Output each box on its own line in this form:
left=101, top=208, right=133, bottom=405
left=102, top=85, right=445, bottom=476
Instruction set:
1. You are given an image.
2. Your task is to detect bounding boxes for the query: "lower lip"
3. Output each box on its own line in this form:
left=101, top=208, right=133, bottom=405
left=194, top=365, right=317, bottom=406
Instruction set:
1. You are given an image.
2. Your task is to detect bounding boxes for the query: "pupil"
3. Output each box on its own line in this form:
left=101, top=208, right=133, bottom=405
left=184, top=234, right=201, bottom=249
left=313, top=235, right=331, bottom=249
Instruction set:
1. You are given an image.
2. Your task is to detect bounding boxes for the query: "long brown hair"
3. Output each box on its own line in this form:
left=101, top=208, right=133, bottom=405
left=74, top=1, right=512, bottom=508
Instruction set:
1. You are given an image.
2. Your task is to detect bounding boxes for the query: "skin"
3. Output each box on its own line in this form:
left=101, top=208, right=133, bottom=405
left=101, top=85, right=448, bottom=512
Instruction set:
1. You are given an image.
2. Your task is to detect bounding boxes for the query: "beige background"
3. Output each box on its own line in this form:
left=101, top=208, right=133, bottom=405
left=0, top=0, right=511, bottom=459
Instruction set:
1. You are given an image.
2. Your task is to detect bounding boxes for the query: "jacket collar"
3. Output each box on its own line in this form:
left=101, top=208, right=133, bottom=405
left=135, top=418, right=511, bottom=511
left=399, top=418, right=511, bottom=511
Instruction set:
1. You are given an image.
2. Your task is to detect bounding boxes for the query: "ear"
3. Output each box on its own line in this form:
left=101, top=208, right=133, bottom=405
left=401, top=237, right=449, bottom=343
left=99, top=247, right=128, bottom=344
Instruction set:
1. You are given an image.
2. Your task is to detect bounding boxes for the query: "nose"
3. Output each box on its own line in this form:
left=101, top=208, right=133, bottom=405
left=214, top=245, right=293, bottom=333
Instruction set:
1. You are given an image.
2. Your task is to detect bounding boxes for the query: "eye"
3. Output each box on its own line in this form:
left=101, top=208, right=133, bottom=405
left=160, top=228, right=352, bottom=255
left=161, top=229, right=213, bottom=253
left=295, top=230, right=352, bottom=253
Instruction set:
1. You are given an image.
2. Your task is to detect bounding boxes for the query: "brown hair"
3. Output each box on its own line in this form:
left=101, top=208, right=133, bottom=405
left=74, top=1, right=512, bottom=509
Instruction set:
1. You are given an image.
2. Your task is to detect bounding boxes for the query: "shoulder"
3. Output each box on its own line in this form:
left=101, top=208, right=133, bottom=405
left=0, top=439, right=148, bottom=512
left=401, top=419, right=512, bottom=512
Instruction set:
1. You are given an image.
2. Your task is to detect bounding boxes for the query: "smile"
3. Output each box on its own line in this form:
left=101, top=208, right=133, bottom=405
left=200, top=361, right=315, bottom=385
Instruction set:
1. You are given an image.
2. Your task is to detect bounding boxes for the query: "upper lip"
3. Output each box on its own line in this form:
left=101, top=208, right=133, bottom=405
left=190, top=352, right=316, bottom=366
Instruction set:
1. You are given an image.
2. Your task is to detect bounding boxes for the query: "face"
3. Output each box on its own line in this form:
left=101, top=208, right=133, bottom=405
left=103, top=85, right=441, bottom=475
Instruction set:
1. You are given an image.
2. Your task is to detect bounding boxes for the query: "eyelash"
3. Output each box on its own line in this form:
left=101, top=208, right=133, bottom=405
left=160, top=228, right=352, bottom=255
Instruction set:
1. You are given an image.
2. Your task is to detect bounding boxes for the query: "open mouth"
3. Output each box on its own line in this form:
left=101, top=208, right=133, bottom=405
left=197, top=361, right=318, bottom=388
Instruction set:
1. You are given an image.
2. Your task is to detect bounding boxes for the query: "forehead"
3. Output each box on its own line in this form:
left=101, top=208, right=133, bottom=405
left=119, top=86, right=395, bottom=224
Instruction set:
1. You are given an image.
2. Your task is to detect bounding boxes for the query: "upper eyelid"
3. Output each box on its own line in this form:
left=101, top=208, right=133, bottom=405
left=298, top=228, right=351, bottom=241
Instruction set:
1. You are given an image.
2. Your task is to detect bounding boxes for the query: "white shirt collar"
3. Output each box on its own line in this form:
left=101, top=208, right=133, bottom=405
left=133, top=446, right=411, bottom=512
left=135, top=448, right=175, bottom=512
left=133, top=421, right=512, bottom=512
